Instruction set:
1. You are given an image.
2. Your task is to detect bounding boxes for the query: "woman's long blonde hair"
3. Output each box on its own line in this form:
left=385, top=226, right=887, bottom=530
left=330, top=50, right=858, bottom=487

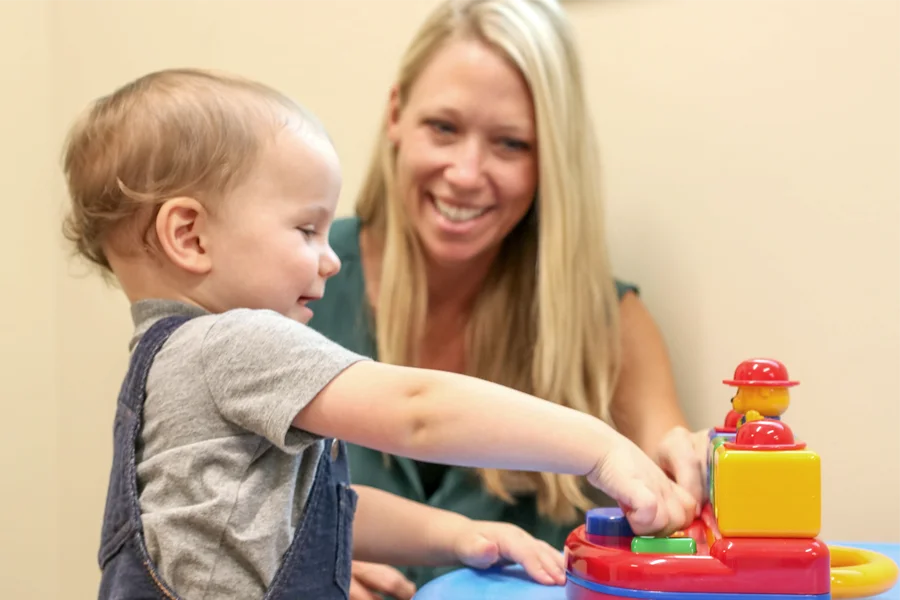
left=357, top=0, right=622, bottom=524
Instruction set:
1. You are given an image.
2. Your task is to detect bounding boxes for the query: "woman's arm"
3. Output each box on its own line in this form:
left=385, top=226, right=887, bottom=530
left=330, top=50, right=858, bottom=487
left=610, top=292, right=709, bottom=506
left=609, top=291, right=689, bottom=455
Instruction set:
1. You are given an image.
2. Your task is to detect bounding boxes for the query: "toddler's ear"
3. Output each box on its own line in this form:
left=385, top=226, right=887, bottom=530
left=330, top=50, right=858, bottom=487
left=155, top=197, right=211, bottom=275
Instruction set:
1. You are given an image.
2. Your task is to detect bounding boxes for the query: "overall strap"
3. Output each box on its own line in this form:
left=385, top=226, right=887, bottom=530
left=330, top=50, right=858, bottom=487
left=98, top=315, right=193, bottom=569
left=119, top=315, right=192, bottom=516
left=328, top=438, right=352, bottom=484
left=118, top=315, right=193, bottom=413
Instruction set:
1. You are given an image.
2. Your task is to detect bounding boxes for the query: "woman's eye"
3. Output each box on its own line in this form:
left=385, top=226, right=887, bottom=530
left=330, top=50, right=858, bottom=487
left=426, top=119, right=456, bottom=135
left=500, top=137, right=531, bottom=152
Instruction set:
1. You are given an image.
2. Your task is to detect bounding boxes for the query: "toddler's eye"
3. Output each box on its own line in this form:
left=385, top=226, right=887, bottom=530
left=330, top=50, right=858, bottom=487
left=297, top=227, right=316, bottom=238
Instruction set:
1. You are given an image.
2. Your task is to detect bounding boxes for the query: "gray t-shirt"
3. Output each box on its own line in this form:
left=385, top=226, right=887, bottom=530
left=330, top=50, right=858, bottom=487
left=130, top=299, right=366, bottom=600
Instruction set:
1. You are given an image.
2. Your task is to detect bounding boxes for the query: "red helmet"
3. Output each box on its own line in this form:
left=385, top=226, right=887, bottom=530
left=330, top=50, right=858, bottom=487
left=723, top=358, right=799, bottom=387
left=724, top=420, right=806, bottom=451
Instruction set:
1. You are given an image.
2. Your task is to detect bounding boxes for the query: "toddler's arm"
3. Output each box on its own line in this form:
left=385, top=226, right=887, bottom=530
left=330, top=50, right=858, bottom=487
left=350, top=484, right=566, bottom=585
left=294, top=361, right=695, bottom=535
left=299, top=361, right=608, bottom=474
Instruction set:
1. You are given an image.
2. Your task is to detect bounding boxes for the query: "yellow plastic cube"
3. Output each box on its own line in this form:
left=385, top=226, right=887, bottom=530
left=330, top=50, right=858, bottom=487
left=713, top=445, right=821, bottom=538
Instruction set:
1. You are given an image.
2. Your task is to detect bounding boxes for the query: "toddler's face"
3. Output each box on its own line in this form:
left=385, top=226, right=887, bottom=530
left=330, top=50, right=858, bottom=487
left=201, top=129, right=342, bottom=323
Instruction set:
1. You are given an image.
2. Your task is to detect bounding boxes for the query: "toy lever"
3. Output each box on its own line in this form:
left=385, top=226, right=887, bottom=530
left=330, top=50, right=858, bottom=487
left=829, top=544, right=899, bottom=598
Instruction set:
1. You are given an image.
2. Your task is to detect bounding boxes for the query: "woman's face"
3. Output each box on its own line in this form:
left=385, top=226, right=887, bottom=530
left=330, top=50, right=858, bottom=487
left=387, top=38, right=537, bottom=269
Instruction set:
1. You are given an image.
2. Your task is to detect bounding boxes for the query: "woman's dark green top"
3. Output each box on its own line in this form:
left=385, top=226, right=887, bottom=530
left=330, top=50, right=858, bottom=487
left=307, top=216, right=637, bottom=588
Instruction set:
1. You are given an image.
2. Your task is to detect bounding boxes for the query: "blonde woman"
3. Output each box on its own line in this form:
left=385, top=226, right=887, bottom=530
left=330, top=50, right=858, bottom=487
left=309, top=0, right=708, bottom=597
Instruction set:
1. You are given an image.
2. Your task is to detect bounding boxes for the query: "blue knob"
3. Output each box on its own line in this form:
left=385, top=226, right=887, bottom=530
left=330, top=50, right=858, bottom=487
left=586, top=507, right=634, bottom=537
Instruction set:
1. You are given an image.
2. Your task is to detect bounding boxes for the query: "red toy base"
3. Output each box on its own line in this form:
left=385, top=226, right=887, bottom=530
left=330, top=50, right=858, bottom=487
left=565, top=504, right=830, bottom=596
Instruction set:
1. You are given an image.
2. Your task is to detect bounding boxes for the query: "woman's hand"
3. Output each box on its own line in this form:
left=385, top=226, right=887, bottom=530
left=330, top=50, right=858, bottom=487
left=349, top=561, right=416, bottom=600
left=654, top=425, right=710, bottom=511
left=587, top=435, right=697, bottom=537
left=452, top=521, right=566, bottom=586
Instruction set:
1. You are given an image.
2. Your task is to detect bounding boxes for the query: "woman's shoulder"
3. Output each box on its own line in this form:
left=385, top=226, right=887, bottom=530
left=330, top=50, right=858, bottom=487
left=614, top=278, right=639, bottom=300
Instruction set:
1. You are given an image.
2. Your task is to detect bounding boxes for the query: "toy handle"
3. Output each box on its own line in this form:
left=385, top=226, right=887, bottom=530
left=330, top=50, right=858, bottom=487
left=829, top=544, right=899, bottom=598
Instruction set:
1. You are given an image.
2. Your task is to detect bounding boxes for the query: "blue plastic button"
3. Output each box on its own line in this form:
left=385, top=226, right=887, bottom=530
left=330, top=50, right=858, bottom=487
left=585, top=507, right=634, bottom=537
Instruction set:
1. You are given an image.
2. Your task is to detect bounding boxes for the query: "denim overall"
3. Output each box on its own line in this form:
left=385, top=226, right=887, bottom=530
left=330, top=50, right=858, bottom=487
left=97, top=315, right=358, bottom=599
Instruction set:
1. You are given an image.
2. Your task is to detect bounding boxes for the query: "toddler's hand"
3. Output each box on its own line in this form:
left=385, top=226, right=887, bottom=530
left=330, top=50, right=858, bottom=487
left=349, top=560, right=415, bottom=600
left=588, top=436, right=697, bottom=537
left=453, top=521, right=566, bottom=586
left=654, top=425, right=710, bottom=509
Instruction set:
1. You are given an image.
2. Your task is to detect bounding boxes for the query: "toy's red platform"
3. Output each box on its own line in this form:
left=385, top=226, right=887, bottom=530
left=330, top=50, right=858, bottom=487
left=564, top=504, right=830, bottom=599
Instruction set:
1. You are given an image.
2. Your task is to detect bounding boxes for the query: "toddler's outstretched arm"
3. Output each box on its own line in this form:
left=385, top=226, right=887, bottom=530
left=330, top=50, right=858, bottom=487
left=294, top=361, right=695, bottom=535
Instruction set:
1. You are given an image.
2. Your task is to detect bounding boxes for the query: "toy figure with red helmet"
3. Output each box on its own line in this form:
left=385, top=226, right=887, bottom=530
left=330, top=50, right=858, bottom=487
left=724, top=357, right=799, bottom=428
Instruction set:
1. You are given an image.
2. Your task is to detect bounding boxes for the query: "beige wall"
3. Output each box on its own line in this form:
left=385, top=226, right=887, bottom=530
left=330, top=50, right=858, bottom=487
left=1, top=2, right=57, bottom=598
left=1, top=0, right=896, bottom=596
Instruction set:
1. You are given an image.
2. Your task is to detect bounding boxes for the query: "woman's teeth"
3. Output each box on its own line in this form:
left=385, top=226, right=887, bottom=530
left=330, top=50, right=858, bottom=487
left=433, top=198, right=489, bottom=222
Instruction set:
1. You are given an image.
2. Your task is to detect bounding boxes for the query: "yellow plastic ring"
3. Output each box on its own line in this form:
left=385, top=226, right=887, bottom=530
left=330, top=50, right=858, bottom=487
left=829, top=544, right=899, bottom=599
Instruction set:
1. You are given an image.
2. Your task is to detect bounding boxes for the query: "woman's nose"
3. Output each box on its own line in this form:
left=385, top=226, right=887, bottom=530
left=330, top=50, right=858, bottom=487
left=444, top=139, right=486, bottom=190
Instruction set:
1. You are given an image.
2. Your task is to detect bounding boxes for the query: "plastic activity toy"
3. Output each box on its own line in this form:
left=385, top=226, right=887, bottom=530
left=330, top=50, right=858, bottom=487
left=564, top=358, right=899, bottom=600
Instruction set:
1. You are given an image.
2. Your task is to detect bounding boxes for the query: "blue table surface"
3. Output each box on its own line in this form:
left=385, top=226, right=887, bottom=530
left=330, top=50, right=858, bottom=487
left=414, top=541, right=900, bottom=600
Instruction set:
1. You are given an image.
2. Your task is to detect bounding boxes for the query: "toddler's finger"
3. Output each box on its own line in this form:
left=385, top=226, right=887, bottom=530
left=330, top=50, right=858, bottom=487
left=671, top=480, right=699, bottom=520
left=671, top=454, right=704, bottom=510
left=662, top=474, right=698, bottom=534
left=458, top=534, right=500, bottom=569
left=543, top=541, right=565, bottom=571
left=516, top=552, right=557, bottom=585
left=492, top=535, right=558, bottom=586
left=659, top=493, right=689, bottom=536
left=613, top=480, right=660, bottom=535
left=535, top=543, right=565, bottom=585
left=349, top=579, right=381, bottom=600
left=658, top=429, right=704, bottom=509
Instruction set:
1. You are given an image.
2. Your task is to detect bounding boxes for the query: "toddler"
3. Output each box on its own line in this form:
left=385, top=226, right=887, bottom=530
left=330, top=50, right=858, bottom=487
left=61, top=68, right=696, bottom=600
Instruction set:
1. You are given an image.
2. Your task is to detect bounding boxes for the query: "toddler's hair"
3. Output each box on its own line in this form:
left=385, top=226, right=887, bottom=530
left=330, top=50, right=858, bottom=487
left=61, top=68, right=326, bottom=273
